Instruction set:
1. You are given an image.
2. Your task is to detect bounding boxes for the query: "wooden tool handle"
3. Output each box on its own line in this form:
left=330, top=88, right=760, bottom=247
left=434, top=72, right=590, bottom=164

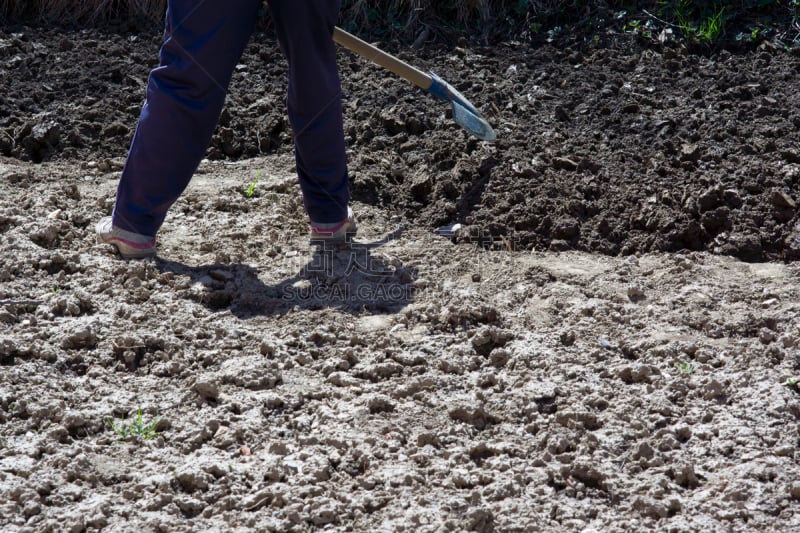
left=333, top=27, right=432, bottom=91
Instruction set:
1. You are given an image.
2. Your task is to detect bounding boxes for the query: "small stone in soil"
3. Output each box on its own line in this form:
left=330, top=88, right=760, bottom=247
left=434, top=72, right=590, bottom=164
left=193, top=379, right=220, bottom=400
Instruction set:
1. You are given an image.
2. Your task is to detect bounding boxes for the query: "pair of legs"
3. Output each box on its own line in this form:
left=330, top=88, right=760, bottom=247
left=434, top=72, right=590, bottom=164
left=111, top=0, right=350, bottom=238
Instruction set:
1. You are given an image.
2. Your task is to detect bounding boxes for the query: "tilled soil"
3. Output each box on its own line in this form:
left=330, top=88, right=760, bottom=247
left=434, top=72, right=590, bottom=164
left=3, top=26, right=800, bottom=260
left=1, top=23, right=800, bottom=533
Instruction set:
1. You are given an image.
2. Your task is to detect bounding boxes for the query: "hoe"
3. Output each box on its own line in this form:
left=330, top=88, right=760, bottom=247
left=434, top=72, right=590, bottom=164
left=333, top=27, right=497, bottom=142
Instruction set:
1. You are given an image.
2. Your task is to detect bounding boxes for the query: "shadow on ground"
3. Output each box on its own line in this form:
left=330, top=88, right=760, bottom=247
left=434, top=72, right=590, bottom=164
left=155, top=231, right=417, bottom=318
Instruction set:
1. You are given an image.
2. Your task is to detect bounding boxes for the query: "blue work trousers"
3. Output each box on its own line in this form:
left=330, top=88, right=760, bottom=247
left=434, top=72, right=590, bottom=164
left=113, top=0, right=349, bottom=237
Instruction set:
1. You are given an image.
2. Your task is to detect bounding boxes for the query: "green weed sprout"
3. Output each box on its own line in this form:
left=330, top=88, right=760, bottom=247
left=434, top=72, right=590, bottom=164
left=108, top=408, right=160, bottom=441
left=245, top=170, right=263, bottom=199
left=674, top=361, right=695, bottom=375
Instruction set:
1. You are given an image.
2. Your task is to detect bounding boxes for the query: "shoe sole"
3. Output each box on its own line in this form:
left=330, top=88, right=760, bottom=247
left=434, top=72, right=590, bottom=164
left=309, top=221, right=357, bottom=246
left=97, top=235, right=156, bottom=259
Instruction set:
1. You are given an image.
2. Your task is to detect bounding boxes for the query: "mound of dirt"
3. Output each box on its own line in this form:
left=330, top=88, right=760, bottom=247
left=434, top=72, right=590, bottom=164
left=344, top=41, right=800, bottom=262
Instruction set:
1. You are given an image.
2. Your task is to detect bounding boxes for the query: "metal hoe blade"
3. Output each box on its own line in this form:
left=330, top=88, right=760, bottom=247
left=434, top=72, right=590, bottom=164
left=331, top=28, right=496, bottom=142
left=427, top=73, right=497, bottom=142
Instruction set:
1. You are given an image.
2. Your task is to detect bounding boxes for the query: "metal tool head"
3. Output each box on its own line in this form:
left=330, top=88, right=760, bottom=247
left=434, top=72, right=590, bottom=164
left=427, top=73, right=497, bottom=142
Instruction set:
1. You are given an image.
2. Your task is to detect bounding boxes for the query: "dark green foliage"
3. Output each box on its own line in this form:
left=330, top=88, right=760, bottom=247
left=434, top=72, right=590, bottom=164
left=337, top=0, right=798, bottom=45
left=0, top=1, right=797, bottom=46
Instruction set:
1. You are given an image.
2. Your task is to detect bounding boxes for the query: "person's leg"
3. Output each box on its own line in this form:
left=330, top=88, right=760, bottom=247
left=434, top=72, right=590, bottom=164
left=113, top=0, right=261, bottom=237
left=268, top=0, right=350, bottom=225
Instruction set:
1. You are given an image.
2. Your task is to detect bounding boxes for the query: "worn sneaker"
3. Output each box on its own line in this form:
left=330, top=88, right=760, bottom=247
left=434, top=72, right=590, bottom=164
left=309, top=206, right=357, bottom=243
left=95, top=216, right=156, bottom=259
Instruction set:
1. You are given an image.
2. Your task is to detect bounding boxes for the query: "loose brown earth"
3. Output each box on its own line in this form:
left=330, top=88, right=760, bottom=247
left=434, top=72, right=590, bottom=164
left=1, top=23, right=800, bottom=533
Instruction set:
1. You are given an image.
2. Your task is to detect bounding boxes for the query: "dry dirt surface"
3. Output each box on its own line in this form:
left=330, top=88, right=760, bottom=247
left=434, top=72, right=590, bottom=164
left=2, top=24, right=800, bottom=533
